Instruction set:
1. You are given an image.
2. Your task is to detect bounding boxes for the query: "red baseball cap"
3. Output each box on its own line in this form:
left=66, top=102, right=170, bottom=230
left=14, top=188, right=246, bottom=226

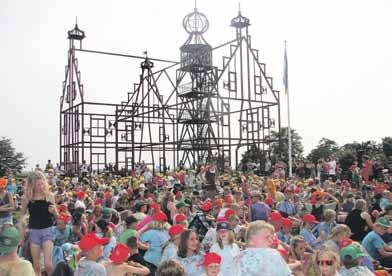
left=109, top=243, right=130, bottom=264
left=79, top=233, right=109, bottom=252
left=104, top=191, right=112, bottom=200
left=374, top=270, right=389, bottom=276
left=312, top=191, right=325, bottom=198
left=149, top=203, right=161, bottom=212
left=57, top=214, right=71, bottom=224
left=265, top=197, right=274, bottom=205
left=339, top=238, right=353, bottom=248
left=269, top=211, right=283, bottom=221
left=175, top=214, right=187, bottom=223
left=58, top=203, right=68, bottom=212
left=76, top=191, right=86, bottom=200
left=216, top=216, right=227, bottom=223
left=0, top=178, right=7, bottom=188
left=169, top=224, right=185, bottom=237
left=203, top=252, right=222, bottom=266
left=153, top=211, right=167, bottom=222
left=202, top=201, right=213, bottom=212
left=175, top=191, right=183, bottom=199
left=303, top=214, right=319, bottom=224
left=281, top=218, right=293, bottom=228
left=224, top=209, right=236, bottom=219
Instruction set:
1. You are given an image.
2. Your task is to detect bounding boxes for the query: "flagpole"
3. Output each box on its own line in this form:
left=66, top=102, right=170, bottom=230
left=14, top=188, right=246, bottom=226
left=284, top=40, right=293, bottom=178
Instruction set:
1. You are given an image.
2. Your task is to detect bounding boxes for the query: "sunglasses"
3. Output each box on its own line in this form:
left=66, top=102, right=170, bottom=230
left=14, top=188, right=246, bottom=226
left=317, top=260, right=334, bottom=266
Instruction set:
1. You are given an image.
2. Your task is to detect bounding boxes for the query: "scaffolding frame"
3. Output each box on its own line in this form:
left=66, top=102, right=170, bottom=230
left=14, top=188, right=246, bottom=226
left=59, top=9, right=281, bottom=174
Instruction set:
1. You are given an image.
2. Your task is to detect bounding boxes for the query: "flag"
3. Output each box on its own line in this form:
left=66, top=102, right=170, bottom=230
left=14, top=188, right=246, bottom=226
left=283, top=41, right=288, bottom=93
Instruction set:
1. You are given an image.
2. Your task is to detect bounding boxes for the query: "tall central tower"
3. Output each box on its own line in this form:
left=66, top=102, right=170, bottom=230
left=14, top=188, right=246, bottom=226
left=176, top=7, right=226, bottom=168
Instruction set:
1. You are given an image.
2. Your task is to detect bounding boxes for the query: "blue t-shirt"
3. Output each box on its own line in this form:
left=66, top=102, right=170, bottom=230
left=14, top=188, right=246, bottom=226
left=178, top=255, right=204, bottom=276
left=161, top=242, right=178, bottom=263
left=250, top=203, right=270, bottom=221
left=300, top=227, right=317, bottom=249
left=101, top=236, right=117, bottom=261
left=313, top=221, right=336, bottom=238
left=362, top=231, right=385, bottom=260
left=141, top=229, right=170, bottom=267
left=277, top=230, right=291, bottom=244
left=53, top=225, right=71, bottom=246
left=6, top=183, right=17, bottom=195
left=277, top=200, right=297, bottom=216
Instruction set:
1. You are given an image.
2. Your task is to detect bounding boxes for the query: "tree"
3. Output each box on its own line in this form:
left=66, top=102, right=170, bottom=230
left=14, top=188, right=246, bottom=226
left=382, top=137, right=392, bottom=158
left=307, top=138, right=339, bottom=163
left=241, top=145, right=263, bottom=164
left=269, top=127, right=304, bottom=163
left=0, top=137, right=26, bottom=176
left=239, top=145, right=267, bottom=174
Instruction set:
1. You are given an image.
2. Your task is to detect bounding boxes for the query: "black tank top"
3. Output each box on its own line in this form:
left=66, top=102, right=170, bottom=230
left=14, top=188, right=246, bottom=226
left=28, top=200, right=54, bottom=229
left=345, top=209, right=368, bottom=241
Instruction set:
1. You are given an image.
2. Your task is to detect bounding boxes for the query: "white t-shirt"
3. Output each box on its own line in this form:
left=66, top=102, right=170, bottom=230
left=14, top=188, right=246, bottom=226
left=210, top=243, right=240, bottom=276
left=328, top=160, right=336, bottom=175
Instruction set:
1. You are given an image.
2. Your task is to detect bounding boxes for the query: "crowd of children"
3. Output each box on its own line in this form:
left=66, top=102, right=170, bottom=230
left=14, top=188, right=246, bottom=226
left=0, top=157, right=391, bottom=276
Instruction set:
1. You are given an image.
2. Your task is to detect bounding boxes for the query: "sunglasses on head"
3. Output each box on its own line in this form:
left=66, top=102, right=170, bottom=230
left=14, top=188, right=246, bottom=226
left=317, top=260, right=334, bottom=266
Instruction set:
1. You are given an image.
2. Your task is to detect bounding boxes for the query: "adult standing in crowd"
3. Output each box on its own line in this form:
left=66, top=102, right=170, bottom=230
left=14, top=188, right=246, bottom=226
left=20, top=171, right=58, bottom=276
left=345, top=199, right=373, bottom=241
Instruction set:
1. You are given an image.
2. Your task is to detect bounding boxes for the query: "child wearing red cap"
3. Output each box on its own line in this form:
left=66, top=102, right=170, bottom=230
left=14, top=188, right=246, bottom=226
left=201, top=252, right=223, bottom=276
left=104, top=243, right=150, bottom=275
left=300, top=214, right=325, bottom=249
left=161, top=224, right=185, bottom=263
left=54, top=214, right=71, bottom=246
left=174, top=213, right=188, bottom=228
left=74, top=233, right=109, bottom=276
left=277, top=218, right=293, bottom=245
left=268, top=210, right=283, bottom=231
left=139, top=211, right=170, bottom=275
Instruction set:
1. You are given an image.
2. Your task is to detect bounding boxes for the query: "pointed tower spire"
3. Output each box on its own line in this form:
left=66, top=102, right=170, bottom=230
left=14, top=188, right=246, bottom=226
left=67, top=18, right=85, bottom=49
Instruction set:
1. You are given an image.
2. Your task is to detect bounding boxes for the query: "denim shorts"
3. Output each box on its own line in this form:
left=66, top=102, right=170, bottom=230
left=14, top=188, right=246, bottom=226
left=29, top=227, right=55, bottom=245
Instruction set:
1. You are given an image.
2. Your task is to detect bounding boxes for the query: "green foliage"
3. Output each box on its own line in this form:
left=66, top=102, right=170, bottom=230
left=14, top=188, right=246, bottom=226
left=241, top=145, right=265, bottom=164
left=0, top=137, right=26, bottom=176
left=382, top=137, right=392, bottom=158
left=338, top=153, right=356, bottom=178
left=307, top=138, right=339, bottom=163
left=269, top=127, right=304, bottom=163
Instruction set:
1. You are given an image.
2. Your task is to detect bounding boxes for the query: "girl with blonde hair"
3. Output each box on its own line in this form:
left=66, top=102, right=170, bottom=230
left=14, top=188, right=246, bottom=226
left=289, top=236, right=312, bottom=276
left=312, top=246, right=341, bottom=276
left=21, top=171, right=58, bottom=276
left=210, top=222, right=240, bottom=276
left=140, top=212, right=170, bottom=275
